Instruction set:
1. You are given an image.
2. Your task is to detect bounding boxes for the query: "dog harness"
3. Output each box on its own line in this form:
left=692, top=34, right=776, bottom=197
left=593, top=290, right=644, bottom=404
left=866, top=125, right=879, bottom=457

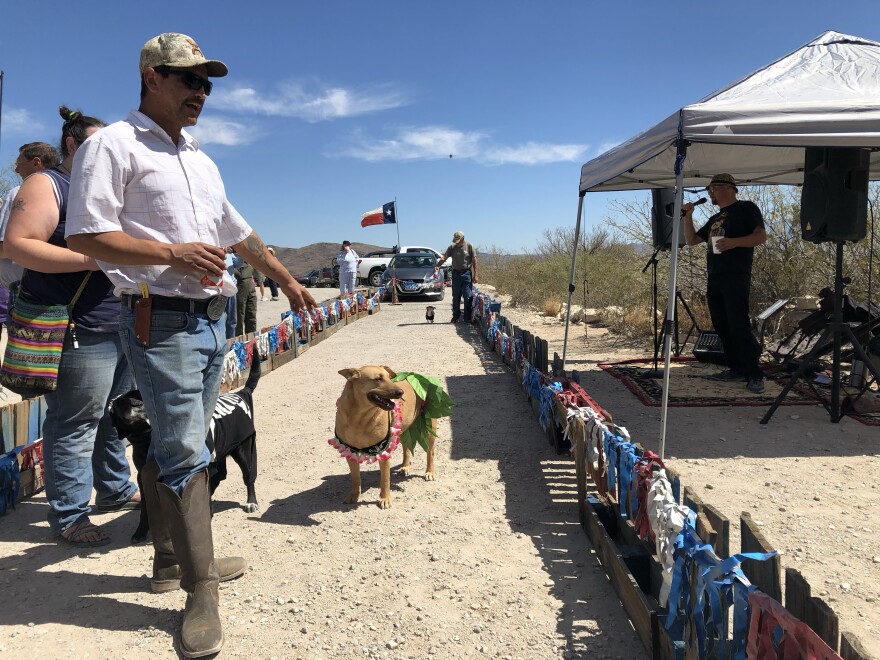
left=329, top=400, right=403, bottom=464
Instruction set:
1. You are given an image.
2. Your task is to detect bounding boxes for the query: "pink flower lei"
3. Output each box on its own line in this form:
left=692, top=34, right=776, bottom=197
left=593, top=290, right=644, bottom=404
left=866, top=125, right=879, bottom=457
left=328, top=399, right=403, bottom=464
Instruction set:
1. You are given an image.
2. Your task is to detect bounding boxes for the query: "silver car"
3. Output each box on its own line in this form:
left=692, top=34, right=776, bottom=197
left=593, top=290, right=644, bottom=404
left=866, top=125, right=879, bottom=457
left=380, top=252, right=446, bottom=300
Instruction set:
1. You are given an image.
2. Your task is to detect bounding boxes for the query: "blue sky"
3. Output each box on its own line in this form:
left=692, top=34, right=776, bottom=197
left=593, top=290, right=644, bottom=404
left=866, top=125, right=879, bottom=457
left=1, top=1, right=878, bottom=255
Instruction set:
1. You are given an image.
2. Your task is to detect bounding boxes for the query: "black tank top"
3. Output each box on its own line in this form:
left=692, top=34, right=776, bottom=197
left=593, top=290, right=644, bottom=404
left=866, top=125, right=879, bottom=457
left=19, top=168, right=121, bottom=333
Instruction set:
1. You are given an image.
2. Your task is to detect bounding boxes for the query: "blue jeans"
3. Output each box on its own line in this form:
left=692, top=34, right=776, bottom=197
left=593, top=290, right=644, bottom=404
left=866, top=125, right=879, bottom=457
left=119, top=306, right=225, bottom=494
left=43, top=328, right=137, bottom=533
left=224, top=294, right=237, bottom=340
left=339, top=271, right=356, bottom=295
left=451, top=269, right=473, bottom=321
left=264, top=278, right=279, bottom=298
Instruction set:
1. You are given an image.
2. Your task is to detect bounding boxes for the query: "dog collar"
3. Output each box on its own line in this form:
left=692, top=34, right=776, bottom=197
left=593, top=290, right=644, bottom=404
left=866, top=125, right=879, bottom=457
left=329, top=400, right=403, bottom=465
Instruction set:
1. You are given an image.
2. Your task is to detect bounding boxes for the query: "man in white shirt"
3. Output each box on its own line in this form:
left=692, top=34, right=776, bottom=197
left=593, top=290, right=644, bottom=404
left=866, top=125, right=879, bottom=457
left=66, top=32, right=316, bottom=658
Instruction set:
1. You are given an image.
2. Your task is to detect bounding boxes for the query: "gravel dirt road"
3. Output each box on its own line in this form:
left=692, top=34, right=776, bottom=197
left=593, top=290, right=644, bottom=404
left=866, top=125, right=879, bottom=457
left=0, top=293, right=644, bottom=659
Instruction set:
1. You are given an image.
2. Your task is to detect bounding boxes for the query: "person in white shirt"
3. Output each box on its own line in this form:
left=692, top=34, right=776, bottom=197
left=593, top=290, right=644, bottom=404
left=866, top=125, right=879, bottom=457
left=65, top=32, right=316, bottom=658
left=336, top=240, right=359, bottom=294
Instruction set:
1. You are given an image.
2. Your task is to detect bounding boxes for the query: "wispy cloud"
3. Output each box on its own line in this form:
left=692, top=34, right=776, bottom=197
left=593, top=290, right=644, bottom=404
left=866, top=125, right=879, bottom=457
left=188, top=116, right=260, bottom=147
left=338, top=126, right=588, bottom=165
left=340, top=126, right=485, bottom=161
left=211, top=80, right=408, bottom=122
left=482, top=142, right=588, bottom=166
left=2, top=108, right=47, bottom=135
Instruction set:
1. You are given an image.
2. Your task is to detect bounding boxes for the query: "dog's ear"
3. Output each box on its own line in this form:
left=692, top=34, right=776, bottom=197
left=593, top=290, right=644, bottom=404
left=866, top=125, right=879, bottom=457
left=382, top=366, right=397, bottom=379
left=339, top=368, right=360, bottom=380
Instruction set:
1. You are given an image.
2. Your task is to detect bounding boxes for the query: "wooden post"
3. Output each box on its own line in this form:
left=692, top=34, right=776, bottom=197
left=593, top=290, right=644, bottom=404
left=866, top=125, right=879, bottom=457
left=740, top=512, right=782, bottom=602
left=840, top=630, right=871, bottom=660
left=784, top=567, right=810, bottom=622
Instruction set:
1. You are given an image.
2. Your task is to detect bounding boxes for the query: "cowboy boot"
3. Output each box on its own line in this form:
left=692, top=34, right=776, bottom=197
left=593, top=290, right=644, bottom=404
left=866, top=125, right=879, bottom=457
left=142, top=461, right=248, bottom=593
left=157, top=470, right=223, bottom=658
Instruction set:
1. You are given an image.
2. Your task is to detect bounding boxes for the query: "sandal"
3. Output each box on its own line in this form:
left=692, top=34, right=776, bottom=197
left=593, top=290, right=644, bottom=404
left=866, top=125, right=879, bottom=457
left=58, top=518, right=111, bottom=548
left=96, top=490, right=142, bottom=513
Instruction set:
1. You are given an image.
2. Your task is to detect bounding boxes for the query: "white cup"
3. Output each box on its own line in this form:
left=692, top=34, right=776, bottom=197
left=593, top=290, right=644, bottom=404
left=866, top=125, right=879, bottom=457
left=711, top=236, right=722, bottom=254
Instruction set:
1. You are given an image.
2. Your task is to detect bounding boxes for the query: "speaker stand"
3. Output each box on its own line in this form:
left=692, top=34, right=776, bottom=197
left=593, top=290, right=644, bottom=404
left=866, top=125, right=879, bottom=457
left=761, top=242, right=880, bottom=424
left=642, top=249, right=701, bottom=378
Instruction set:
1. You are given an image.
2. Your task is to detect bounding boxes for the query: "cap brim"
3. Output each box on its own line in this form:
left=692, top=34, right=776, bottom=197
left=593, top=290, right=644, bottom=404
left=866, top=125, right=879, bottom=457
left=205, top=60, right=228, bottom=77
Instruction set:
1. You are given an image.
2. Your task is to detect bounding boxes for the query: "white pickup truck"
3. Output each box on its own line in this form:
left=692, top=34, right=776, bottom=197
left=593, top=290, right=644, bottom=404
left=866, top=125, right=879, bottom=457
left=357, top=245, right=447, bottom=287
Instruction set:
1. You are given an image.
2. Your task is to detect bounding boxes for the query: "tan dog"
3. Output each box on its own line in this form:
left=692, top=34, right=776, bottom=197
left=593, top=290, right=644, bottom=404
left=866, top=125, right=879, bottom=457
left=334, top=365, right=436, bottom=508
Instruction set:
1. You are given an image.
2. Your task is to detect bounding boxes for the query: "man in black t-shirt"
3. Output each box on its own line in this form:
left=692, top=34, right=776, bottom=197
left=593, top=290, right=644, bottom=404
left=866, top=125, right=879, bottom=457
left=682, top=173, right=767, bottom=394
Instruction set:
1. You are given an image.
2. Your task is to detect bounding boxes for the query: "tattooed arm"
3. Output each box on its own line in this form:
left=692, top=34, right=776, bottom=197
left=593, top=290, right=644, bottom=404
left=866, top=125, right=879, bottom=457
left=232, top=232, right=317, bottom=311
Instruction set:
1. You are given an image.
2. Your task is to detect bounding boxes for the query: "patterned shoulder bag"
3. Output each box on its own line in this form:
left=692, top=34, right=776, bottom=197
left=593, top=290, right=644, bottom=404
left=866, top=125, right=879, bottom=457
left=0, top=272, right=93, bottom=397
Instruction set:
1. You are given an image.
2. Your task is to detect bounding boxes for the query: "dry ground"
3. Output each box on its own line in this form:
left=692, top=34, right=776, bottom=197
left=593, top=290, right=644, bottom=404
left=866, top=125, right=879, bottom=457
left=494, top=288, right=880, bottom=657
left=0, top=292, right=644, bottom=659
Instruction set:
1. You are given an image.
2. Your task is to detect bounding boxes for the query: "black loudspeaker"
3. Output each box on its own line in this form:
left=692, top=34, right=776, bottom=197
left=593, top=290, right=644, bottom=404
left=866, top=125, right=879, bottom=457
left=800, top=147, right=869, bottom=243
left=651, top=188, right=685, bottom=250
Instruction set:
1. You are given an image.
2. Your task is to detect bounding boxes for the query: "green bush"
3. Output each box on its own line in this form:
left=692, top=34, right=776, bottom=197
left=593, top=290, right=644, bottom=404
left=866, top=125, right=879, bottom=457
left=482, top=184, right=880, bottom=348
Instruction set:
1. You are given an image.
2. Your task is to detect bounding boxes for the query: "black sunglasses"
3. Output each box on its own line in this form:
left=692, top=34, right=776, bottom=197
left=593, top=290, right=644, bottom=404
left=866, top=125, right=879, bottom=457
left=155, top=66, right=213, bottom=96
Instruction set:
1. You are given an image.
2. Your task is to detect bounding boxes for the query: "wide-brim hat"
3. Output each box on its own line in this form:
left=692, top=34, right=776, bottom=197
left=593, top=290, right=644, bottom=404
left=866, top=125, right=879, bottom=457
left=707, top=173, right=738, bottom=192
left=140, top=33, right=228, bottom=77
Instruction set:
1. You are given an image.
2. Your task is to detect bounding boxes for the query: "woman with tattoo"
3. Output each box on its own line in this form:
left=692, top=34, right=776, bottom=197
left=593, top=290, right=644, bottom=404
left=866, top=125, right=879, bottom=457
left=5, top=106, right=139, bottom=547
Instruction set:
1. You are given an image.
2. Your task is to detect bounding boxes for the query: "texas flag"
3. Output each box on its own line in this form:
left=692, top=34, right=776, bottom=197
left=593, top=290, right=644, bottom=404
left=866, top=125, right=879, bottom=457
left=361, top=201, right=397, bottom=227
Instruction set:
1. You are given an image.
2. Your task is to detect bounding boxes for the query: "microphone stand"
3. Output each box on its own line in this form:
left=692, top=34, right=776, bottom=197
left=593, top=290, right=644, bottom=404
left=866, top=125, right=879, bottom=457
left=642, top=244, right=665, bottom=377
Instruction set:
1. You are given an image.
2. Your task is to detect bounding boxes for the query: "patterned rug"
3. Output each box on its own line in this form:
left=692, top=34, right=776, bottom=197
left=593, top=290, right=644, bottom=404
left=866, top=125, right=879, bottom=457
left=598, top=357, right=818, bottom=408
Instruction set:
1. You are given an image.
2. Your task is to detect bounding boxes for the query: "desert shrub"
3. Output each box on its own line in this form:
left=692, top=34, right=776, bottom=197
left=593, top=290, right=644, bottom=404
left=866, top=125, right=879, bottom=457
left=542, top=297, right=563, bottom=317
left=482, top=183, right=880, bottom=347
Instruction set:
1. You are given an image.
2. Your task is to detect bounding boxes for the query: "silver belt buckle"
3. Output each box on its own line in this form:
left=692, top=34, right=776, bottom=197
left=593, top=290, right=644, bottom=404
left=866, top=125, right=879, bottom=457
left=206, top=295, right=226, bottom=321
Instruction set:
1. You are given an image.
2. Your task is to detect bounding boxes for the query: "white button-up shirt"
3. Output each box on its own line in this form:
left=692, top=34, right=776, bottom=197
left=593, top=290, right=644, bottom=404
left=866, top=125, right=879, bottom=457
left=65, top=110, right=252, bottom=298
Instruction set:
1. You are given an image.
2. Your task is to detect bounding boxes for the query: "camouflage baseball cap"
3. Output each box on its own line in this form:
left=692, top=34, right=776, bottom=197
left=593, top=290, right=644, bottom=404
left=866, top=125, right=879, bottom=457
left=139, top=33, right=228, bottom=77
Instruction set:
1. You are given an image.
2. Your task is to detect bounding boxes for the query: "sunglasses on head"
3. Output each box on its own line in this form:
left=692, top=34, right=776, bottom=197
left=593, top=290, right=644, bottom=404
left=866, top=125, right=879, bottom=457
left=155, top=66, right=213, bottom=96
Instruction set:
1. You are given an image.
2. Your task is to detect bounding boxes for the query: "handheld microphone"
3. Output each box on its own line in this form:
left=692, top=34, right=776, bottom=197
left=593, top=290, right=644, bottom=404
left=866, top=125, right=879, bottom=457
left=681, top=197, right=708, bottom=215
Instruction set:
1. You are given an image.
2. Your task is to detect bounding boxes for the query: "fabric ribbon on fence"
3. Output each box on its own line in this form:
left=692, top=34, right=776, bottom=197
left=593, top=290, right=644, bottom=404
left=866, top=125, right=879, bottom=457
left=746, top=590, right=840, bottom=660
left=255, top=332, right=270, bottom=360
left=266, top=326, right=279, bottom=354
left=538, top=381, right=561, bottom=431
left=487, top=315, right=501, bottom=344
left=221, top=349, right=241, bottom=386
left=522, top=362, right=541, bottom=401
left=633, top=450, right=665, bottom=542
left=603, top=431, right=640, bottom=518
left=665, top=516, right=777, bottom=660
left=19, top=440, right=44, bottom=494
left=644, top=470, right=691, bottom=607
left=582, top=408, right=609, bottom=496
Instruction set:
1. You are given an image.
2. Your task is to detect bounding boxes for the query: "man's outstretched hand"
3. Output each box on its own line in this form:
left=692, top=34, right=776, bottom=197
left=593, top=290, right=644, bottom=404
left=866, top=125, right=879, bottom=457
left=284, top=281, right=318, bottom=312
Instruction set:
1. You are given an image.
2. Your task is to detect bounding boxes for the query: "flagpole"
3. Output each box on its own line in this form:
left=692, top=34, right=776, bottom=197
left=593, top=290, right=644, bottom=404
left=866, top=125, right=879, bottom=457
left=394, top=197, right=400, bottom=249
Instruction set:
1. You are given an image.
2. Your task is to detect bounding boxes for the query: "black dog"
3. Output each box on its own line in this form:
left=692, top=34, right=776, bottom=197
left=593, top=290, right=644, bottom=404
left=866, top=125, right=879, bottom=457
left=110, top=358, right=261, bottom=543
left=425, top=305, right=435, bottom=323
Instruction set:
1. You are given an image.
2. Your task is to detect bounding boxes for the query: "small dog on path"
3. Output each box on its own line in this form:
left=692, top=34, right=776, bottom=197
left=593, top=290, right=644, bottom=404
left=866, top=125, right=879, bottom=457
left=330, top=365, right=451, bottom=509
left=425, top=305, right=435, bottom=323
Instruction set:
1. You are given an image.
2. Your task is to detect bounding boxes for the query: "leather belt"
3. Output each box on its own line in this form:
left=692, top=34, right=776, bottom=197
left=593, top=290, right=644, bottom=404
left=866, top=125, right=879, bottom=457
left=121, top=294, right=227, bottom=321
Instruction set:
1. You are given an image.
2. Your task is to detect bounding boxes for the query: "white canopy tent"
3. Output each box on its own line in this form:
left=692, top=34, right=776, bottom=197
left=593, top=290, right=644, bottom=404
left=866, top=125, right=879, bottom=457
left=564, top=30, right=880, bottom=456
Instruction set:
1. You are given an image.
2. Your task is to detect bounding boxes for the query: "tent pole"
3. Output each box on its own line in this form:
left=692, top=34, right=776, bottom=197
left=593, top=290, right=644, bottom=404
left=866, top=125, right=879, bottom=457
left=658, top=137, right=688, bottom=461
left=561, top=193, right=585, bottom=370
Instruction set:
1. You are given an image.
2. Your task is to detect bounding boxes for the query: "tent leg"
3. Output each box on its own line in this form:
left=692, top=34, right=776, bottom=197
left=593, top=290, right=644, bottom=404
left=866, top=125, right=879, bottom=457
left=658, top=152, right=687, bottom=461
left=561, top=194, right=585, bottom=371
